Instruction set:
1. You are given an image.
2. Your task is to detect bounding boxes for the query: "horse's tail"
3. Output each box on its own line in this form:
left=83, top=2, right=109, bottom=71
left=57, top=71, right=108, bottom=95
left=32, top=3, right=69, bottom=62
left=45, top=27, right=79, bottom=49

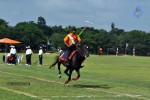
left=49, top=56, right=59, bottom=69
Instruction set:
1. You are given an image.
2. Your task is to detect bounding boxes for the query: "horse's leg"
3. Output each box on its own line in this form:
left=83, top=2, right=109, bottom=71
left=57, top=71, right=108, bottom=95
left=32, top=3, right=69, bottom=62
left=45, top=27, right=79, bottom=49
left=65, top=69, right=73, bottom=84
left=58, top=62, right=61, bottom=78
left=72, top=69, right=80, bottom=81
left=64, top=67, right=69, bottom=76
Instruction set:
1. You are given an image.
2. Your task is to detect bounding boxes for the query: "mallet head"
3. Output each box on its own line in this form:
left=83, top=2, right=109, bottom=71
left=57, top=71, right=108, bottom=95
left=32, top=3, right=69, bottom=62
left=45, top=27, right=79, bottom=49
left=85, top=21, right=93, bottom=25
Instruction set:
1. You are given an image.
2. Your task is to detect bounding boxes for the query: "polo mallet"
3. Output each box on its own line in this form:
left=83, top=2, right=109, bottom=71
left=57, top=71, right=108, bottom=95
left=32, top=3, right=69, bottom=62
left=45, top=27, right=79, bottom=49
left=78, top=21, right=93, bottom=36
left=34, top=60, right=38, bottom=65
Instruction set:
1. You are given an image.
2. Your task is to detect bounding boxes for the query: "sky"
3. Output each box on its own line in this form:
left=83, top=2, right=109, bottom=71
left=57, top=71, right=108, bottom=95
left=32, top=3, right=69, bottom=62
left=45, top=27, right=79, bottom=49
left=0, top=0, right=150, bottom=32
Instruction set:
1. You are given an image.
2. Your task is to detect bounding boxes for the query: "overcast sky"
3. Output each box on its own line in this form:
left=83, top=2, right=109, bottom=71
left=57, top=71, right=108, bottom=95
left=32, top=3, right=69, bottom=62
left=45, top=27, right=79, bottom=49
left=0, top=0, right=149, bottom=32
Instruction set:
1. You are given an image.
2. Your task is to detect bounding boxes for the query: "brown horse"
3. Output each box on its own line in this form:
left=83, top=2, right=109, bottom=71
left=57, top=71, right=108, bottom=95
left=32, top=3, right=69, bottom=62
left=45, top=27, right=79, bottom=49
left=49, top=45, right=89, bottom=84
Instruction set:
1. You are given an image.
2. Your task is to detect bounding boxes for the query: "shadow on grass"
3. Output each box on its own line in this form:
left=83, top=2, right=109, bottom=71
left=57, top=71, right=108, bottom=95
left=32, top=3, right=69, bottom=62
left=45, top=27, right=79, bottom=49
left=73, top=84, right=111, bottom=89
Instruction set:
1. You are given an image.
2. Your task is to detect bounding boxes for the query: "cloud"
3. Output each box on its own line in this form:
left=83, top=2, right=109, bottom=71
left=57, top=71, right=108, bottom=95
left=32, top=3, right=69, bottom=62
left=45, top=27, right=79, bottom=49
left=34, top=0, right=121, bottom=28
left=0, top=0, right=150, bottom=32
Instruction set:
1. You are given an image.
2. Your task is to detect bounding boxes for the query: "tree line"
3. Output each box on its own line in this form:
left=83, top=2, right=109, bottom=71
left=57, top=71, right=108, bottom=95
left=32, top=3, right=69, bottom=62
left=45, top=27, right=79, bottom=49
left=0, top=17, right=150, bottom=56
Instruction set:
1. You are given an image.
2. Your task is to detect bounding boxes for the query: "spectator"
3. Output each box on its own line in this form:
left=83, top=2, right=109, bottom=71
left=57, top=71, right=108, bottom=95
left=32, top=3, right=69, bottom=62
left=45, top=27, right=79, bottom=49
left=25, top=46, right=33, bottom=66
left=38, top=47, right=43, bottom=66
left=10, top=45, right=17, bottom=65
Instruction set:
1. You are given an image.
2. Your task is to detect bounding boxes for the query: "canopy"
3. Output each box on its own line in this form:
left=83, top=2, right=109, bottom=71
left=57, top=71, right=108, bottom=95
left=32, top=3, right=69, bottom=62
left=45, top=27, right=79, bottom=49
left=0, top=38, right=21, bottom=44
left=0, top=38, right=21, bottom=57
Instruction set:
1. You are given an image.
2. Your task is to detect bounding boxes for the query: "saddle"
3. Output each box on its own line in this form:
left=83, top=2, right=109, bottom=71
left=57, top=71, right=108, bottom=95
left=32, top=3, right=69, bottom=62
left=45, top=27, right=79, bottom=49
left=59, top=50, right=77, bottom=62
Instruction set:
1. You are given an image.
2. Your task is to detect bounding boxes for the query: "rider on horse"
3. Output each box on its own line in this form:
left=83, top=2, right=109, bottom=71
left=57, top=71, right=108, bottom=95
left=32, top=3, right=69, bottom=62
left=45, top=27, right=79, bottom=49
left=49, top=28, right=89, bottom=84
left=60, top=28, right=81, bottom=61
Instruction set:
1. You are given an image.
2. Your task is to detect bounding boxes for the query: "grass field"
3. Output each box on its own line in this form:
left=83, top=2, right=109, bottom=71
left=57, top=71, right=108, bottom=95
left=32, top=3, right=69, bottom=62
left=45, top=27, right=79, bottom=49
left=0, top=53, right=150, bottom=100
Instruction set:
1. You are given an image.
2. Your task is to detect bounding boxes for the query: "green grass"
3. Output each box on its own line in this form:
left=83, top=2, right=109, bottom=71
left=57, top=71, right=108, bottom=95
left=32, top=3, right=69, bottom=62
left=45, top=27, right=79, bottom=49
left=0, top=53, right=150, bottom=100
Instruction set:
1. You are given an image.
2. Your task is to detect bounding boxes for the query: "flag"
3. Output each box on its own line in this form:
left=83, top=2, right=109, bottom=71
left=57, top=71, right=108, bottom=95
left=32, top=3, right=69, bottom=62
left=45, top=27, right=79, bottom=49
left=133, top=6, right=143, bottom=18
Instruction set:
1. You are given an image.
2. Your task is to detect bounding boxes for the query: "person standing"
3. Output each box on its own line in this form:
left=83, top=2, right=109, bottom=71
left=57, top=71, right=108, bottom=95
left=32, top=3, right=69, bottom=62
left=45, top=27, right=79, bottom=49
left=98, top=48, right=103, bottom=56
left=133, top=47, right=135, bottom=56
left=25, top=46, right=33, bottom=66
left=38, top=47, right=43, bottom=66
left=10, top=45, right=17, bottom=65
left=116, top=47, right=119, bottom=56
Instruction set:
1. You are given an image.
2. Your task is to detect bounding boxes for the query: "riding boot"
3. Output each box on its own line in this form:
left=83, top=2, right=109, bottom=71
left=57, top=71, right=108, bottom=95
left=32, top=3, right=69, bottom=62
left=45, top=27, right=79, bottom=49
left=65, top=55, right=70, bottom=66
left=66, top=51, right=71, bottom=61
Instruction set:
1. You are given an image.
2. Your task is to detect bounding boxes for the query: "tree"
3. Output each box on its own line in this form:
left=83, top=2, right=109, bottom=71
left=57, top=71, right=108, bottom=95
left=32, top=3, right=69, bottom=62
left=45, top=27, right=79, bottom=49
left=50, top=32, right=66, bottom=51
left=111, top=22, right=115, bottom=30
left=0, top=17, right=150, bottom=55
left=37, top=16, right=52, bottom=37
left=0, top=18, right=9, bottom=38
left=118, top=30, right=148, bottom=55
left=14, top=21, right=44, bottom=49
left=37, top=16, right=46, bottom=28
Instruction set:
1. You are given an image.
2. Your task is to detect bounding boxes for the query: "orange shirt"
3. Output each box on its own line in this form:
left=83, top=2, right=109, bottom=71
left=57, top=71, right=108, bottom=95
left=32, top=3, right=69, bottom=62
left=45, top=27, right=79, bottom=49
left=64, top=33, right=81, bottom=46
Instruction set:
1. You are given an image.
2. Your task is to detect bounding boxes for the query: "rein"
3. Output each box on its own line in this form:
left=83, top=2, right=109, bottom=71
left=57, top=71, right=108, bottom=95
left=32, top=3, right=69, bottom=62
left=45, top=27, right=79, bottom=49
left=76, top=46, right=84, bottom=57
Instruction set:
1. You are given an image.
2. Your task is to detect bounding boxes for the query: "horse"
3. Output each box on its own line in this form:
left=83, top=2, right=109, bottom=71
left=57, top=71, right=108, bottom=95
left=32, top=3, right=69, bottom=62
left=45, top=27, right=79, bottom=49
left=49, top=45, right=89, bottom=84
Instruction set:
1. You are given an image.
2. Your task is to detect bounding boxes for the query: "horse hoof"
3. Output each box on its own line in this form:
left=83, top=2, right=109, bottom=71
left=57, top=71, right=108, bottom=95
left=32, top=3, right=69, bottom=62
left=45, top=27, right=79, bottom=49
left=65, top=80, right=69, bottom=84
left=72, top=77, right=78, bottom=81
left=58, top=74, right=61, bottom=78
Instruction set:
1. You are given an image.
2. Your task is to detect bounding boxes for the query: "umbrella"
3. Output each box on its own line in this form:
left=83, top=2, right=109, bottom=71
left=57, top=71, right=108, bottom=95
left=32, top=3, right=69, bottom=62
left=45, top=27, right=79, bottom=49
left=0, top=38, right=21, bottom=62
left=0, top=38, right=21, bottom=44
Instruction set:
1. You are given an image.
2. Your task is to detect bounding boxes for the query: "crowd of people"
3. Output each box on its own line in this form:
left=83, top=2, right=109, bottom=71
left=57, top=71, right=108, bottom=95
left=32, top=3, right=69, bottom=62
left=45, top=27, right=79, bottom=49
left=4, top=45, right=43, bottom=66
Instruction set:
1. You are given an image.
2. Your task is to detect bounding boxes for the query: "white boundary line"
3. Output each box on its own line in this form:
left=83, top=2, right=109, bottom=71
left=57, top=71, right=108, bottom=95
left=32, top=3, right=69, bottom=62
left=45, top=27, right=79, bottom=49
left=0, top=86, right=37, bottom=98
left=0, top=71, right=149, bottom=100
left=50, top=95, right=120, bottom=98
left=0, top=70, right=64, bottom=85
left=86, top=88, right=149, bottom=100
left=0, top=86, right=51, bottom=100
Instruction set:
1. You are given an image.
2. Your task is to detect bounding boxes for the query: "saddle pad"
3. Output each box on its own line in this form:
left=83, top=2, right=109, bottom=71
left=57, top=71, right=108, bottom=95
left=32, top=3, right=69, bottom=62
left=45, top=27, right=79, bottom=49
left=59, top=50, right=77, bottom=62
left=59, top=51, right=68, bottom=62
left=68, top=50, right=77, bottom=60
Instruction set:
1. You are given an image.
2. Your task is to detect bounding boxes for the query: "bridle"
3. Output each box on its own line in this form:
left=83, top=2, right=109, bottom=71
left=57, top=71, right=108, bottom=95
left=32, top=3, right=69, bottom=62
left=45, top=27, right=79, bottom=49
left=76, top=45, right=89, bottom=58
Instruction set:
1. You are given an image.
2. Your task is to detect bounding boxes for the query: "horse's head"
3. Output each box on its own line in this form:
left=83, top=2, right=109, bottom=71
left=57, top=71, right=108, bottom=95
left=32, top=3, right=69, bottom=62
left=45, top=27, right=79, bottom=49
left=78, top=45, right=89, bottom=58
